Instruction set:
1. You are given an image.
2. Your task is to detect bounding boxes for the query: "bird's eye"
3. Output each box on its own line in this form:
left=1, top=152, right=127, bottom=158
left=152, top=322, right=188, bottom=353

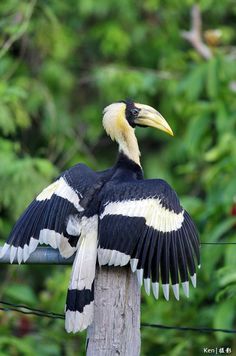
left=130, top=108, right=140, bottom=117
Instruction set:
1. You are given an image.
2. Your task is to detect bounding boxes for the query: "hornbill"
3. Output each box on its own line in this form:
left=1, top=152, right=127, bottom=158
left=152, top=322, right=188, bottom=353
left=0, top=100, right=200, bottom=333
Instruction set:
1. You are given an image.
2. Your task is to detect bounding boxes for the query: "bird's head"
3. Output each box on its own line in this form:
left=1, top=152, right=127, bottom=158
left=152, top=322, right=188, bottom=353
left=103, top=99, right=173, bottom=140
left=102, top=100, right=173, bottom=165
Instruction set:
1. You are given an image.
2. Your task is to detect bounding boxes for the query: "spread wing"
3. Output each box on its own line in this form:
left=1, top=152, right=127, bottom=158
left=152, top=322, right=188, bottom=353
left=0, top=163, right=98, bottom=263
left=98, top=179, right=200, bottom=301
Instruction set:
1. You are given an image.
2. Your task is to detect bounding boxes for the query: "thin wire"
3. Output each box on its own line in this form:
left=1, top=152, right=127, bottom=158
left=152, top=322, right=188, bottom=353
left=201, top=242, right=236, bottom=245
left=1, top=301, right=236, bottom=333
left=0, top=307, right=64, bottom=319
left=141, top=323, right=236, bottom=334
left=0, top=300, right=63, bottom=318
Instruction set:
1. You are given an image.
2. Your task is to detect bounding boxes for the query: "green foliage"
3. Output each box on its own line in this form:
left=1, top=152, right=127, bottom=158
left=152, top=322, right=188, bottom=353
left=0, top=0, right=236, bottom=355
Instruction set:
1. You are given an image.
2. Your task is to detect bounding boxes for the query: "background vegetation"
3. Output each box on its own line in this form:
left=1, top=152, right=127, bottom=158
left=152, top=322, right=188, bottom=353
left=0, top=0, right=236, bottom=355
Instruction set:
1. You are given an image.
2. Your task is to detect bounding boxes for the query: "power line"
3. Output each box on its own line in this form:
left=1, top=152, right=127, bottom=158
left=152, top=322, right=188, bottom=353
left=0, top=300, right=64, bottom=319
left=141, top=323, right=236, bottom=334
left=0, top=307, right=64, bottom=319
left=1, top=301, right=236, bottom=334
left=201, top=242, right=236, bottom=245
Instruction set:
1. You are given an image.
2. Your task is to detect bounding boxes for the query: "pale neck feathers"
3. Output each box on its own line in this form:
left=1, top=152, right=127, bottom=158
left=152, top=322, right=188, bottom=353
left=102, top=103, right=141, bottom=166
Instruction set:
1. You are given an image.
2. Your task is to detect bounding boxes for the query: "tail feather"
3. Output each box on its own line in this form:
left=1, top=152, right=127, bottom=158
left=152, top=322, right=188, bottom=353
left=65, top=289, right=94, bottom=332
left=65, top=215, right=98, bottom=333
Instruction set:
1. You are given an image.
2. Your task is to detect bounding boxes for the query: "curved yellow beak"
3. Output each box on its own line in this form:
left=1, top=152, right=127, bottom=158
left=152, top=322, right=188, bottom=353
left=134, top=103, right=174, bottom=136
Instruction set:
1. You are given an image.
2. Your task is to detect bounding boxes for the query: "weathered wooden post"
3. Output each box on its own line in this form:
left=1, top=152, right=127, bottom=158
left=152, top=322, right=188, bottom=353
left=86, top=266, right=140, bottom=356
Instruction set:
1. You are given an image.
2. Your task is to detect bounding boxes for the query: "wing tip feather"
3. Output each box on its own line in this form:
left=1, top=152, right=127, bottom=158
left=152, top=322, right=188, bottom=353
left=136, top=269, right=143, bottom=286
left=172, top=284, right=180, bottom=300
left=182, top=281, right=189, bottom=297
left=152, top=282, right=159, bottom=299
left=162, top=284, right=169, bottom=301
left=144, top=278, right=150, bottom=295
left=0, top=243, right=10, bottom=259
left=190, top=273, right=197, bottom=288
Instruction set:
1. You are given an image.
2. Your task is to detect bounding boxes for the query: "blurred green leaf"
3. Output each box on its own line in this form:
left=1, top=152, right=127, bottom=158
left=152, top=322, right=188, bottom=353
left=213, top=300, right=235, bottom=341
left=4, top=284, right=37, bottom=305
left=206, top=57, right=219, bottom=98
left=204, top=218, right=236, bottom=242
left=217, top=266, right=236, bottom=287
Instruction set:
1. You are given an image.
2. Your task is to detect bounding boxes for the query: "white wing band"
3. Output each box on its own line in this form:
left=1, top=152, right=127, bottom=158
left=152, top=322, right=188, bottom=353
left=36, top=177, right=83, bottom=211
left=100, top=199, right=184, bottom=233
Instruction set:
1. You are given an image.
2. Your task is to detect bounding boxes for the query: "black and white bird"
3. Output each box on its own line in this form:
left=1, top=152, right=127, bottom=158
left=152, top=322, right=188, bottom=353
left=0, top=100, right=200, bottom=333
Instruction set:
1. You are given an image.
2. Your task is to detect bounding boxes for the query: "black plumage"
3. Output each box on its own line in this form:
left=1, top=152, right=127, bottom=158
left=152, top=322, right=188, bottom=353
left=66, top=285, right=94, bottom=313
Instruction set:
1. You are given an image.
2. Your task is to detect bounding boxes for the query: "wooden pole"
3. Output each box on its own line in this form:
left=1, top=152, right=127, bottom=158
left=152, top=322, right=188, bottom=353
left=86, top=266, right=141, bottom=356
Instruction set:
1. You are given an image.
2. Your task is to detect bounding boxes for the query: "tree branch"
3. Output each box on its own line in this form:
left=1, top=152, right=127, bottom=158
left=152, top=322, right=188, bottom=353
left=181, top=5, right=212, bottom=60
left=0, top=0, right=37, bottom=59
